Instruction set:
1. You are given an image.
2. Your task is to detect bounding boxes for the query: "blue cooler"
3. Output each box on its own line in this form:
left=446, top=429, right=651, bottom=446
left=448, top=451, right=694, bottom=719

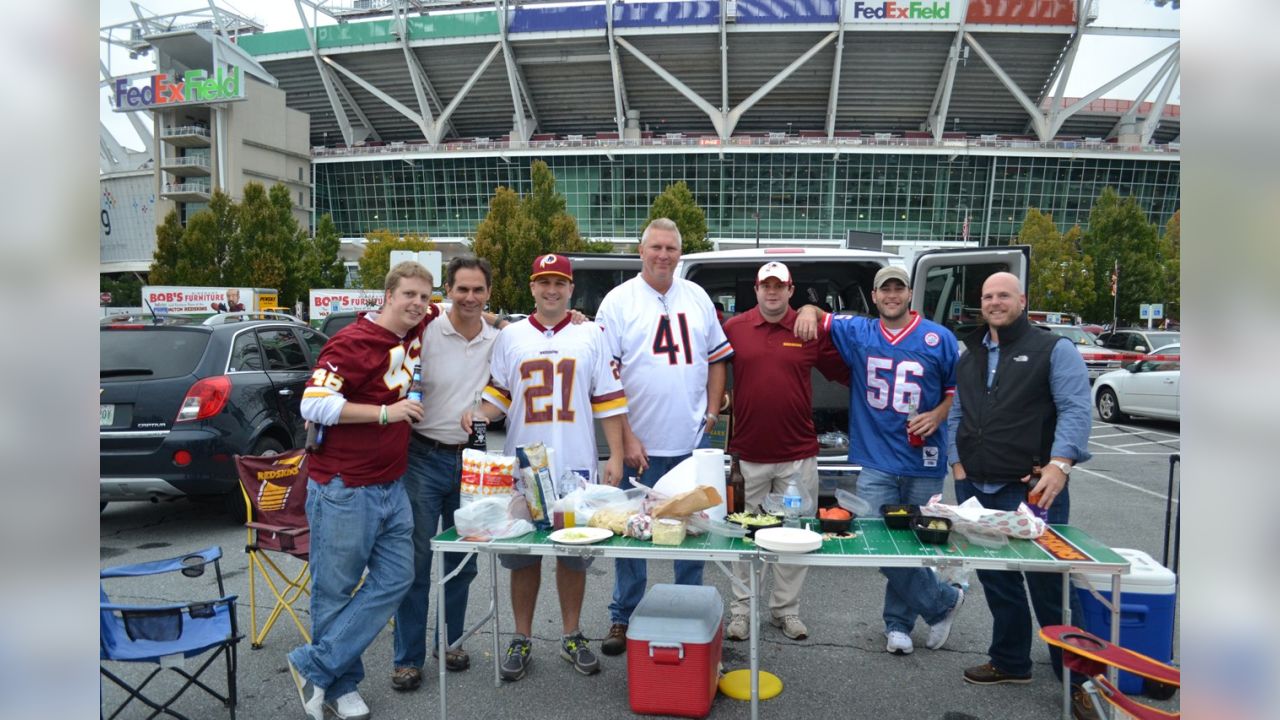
left=1074, top=548, right=1176, bottom=695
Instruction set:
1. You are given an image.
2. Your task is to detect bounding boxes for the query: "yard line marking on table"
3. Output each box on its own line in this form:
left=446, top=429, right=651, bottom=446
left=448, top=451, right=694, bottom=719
left=1072, top=465, right=1176, bottom=503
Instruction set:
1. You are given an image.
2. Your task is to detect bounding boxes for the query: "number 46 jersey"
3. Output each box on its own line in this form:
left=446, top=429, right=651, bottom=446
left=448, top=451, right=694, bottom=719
left=822, top=312, right=958, bottom=479
left=483, top=316, right=627, bottom=482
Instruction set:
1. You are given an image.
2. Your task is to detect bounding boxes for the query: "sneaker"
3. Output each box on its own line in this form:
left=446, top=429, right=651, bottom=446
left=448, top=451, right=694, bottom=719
left=885, top=630, right=914, bottom=655
left=390, top=666, right=422, bottom=692
left=963, top=662, right=1033, bottom=685
left=433, top=646, right=471, bottom=672
left=560, top=632, right=601, bottom=675
left=601, top=623, right=628, bottom=656
left=286, top=657, right=325, bottom=720
left=500, top=636, right=532, bottom=681
left=324, top=690, right=370, bottom=720
left=725, top=614, right=750, bottom=641
left=926, top=587, right=964, bottom=650
left=770, top=614, right=808, bottom=640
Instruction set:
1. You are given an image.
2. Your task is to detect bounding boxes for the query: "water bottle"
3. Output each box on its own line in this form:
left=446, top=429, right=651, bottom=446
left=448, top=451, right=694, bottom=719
left=782, top=474, right=803, bottom=528
left=407, top=360, right=424, bottom=403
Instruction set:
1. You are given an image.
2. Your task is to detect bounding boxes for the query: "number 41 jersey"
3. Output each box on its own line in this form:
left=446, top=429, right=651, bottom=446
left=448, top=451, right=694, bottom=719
left=483, top=316, right=627, bottom=481
left=822, top=311, right=959, bottom=478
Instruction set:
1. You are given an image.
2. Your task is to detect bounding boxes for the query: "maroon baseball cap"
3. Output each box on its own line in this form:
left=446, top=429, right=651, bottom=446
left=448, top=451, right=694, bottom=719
left=530, top=254, right=573, bottom=281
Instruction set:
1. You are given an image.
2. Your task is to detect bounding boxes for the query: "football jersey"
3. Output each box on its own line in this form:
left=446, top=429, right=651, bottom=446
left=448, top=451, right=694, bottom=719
left=822, top=311, right=958, bottom=478
left=596, top=275, right=733, bottom=456
left=303, top=309, right=437, bottom=486
left=482, top=316, right=627, bottom=482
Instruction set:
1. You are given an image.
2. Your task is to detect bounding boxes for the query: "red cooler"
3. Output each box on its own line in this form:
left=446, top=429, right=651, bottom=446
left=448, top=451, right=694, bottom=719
left=626, top=583, right=723, bottom=718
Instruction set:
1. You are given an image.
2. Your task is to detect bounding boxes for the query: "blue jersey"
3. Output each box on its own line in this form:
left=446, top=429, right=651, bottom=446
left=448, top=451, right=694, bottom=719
left=823, top=312, right=959, bottom=478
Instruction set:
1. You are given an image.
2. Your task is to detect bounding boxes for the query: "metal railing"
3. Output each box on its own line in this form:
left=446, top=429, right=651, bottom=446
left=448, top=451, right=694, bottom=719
left=163, top=156, right=210, bottom=167
left=161, top=125, right=211, bottom=139
left=162, top=181, right=212, bottom=195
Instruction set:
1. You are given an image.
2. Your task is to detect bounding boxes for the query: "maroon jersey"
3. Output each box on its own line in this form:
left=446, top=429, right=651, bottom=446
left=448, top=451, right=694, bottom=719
left=304, top=309, right=437, bottom=486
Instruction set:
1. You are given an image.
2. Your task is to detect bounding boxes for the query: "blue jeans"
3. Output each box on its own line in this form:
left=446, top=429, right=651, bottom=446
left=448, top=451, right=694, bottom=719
left=288, top=476, right=414, bottom=696
left=392, top=442, right=478, bottom=669
left=856, top=468, right=960, bottom=634
left=609, top=439, right=709, bottom=625
left=955, top=478, right=1081, bottom=678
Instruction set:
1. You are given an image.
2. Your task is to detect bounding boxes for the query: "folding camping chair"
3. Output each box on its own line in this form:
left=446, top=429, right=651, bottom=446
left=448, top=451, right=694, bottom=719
left=234, top=448, right=312, bottom=649
left=100, top=546, right=241, bottom=720
left=1041, top=625, right=1180, bottom=719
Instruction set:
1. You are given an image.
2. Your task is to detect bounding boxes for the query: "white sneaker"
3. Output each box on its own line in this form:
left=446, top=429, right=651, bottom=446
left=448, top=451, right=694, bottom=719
left=286, top=657, right=325, bottom=720
left=885, top=630, right=914, bottom=655
left=926, top=587, right=965, bottom=650
left=726, top=614, right=750, bottom=641
left=770, top=614, right=808, bottom=640
left=325, top=690, right=371, bottom=720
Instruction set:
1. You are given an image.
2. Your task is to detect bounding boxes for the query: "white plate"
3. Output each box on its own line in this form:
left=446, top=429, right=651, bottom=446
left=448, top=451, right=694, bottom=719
left=753, top=527, right=823, bottom=554
left=548, top=527, right=614, bottom=545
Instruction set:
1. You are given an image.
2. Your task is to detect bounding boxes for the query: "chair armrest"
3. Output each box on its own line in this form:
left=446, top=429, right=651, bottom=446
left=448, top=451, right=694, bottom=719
left=246, top=522, right=309, bottom=537
left=101, top=595, right=238, bottom=614
left=101, top=546, right=223, bottom=579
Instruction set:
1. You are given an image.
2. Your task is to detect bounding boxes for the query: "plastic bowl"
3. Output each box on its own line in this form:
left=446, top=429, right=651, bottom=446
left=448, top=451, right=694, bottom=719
left=881, top=504, right=919, bottom=530
left=817, top=510, right=854, bottom=533
left=725, top=513, right=783, bottom=538
left=911, top=515, right=953, bottom=545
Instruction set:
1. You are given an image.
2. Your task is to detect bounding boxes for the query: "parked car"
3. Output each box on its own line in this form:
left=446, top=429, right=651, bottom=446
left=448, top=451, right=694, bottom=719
left=566, top=245, right=1030, bottom=491
left=319, top=309, right=369, bottom=337
left=1098, top=328, right=1181, bottom=355
left=100, top=312, right=330, bottom=508
left=1034, top=323, right=1124, bottom=381
left=1092, top=343, right=1181, bottom=423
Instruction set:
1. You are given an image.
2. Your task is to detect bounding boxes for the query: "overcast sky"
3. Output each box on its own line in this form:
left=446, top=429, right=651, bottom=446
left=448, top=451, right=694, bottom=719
left=100, top=0, right=1180, bottom=151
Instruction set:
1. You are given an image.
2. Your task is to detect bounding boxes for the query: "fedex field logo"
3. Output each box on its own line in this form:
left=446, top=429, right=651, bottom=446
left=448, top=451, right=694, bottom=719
left=113, top=66, right=243, bottom=111
left=851, top=1, right=954, bottom=20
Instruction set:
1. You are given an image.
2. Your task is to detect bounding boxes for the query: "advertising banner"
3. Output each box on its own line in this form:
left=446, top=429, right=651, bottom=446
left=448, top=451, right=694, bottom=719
left=614, top=1, right=719, bottom=29
left=112, top=65, right=246, bottom=112
left=965, top=0, right=1074, bottom=26
left=737, top=0, right=840, bottom=24
left=309, top=289, right=386, bottom=322
left=844, top=0, right=967, bottom=24
left=142, top=286, right=260, bottom=315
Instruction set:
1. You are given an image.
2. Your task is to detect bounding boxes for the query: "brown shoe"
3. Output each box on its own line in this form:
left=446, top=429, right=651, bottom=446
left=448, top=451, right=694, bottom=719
left=601, top=623, right=628, bottom=656
left=963, top=662, right=1033, bottom=685
left=433, top=646, right=471, bottom=672
left=391, top=666, right=422, bottom=692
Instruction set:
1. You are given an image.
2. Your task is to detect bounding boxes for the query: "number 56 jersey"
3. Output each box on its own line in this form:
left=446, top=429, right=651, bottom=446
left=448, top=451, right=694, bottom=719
left=482, top=316, right=628, bottom=481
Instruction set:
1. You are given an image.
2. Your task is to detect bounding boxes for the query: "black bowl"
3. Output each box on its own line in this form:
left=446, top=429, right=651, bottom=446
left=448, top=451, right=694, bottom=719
left=726, top=514, right=783, bottom=538
left=881, top=504, right=919, bottom=530
left=911, top=516, right=953, bottom=545
left=818, top=515, right=853, bottom=533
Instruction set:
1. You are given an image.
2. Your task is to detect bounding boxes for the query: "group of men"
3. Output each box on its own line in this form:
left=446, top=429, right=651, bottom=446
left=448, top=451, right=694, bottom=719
left=284, top=215, right=1092, bottom=720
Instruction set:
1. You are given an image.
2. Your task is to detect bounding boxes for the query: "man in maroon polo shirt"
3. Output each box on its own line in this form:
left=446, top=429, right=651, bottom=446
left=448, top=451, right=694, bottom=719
left=722, top=261, right=850, bottom=641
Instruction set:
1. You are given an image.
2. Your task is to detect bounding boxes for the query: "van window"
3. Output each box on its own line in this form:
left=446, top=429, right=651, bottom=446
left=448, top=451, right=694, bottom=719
left=682, top=261, right=878, bottom=319
left=919, top=261, right=1007, bottom=334
left=570, top=267, right=638, bottom=319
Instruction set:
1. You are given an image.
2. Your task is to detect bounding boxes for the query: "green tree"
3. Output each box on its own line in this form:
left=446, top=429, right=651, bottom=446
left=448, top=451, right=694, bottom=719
left=302, top=213, right=348, bottom=290
left=646, top=181, right=711, bottom=253
left=1081, top=187, right=1163, bottom=324
left=1019, top=208, right=1095, bottom=317
left=206, top=189, right=239, bottom=282
left=472, top=187, right=540, bottom=313
left=149, top=209, right=184, bottom=285
left=1157, top=210, right=1180, bottom=320
left=358, top=228, right=436, bottom=290
left=100, top=273, right=144, bottom=307
left=523, top=160, right=587, bottom=254
left=173, top=209, right=222, bottom=286
left=583, top=239, right=616, bottom=253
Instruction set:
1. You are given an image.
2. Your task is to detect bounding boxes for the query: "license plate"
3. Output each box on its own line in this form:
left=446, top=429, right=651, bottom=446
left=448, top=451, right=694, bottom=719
left=100, top=404, right=115, bottom=427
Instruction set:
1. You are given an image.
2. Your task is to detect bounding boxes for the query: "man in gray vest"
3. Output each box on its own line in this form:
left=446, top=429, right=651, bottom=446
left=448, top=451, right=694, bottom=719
left=946, top=272, right=1092, bottom=687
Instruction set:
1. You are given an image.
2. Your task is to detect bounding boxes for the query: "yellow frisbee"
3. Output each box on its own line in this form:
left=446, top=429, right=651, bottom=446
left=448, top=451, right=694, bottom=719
left=718, top=669, right=783, bottom=700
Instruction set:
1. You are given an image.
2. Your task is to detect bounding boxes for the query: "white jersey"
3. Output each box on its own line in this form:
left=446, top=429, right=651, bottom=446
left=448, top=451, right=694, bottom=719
left=482, top=316, right=628, bottom=482
left=596, top=275, right=733, bottom=456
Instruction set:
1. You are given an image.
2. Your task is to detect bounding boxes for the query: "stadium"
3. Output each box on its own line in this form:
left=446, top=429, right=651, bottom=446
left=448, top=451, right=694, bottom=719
left=101, top=0, right=1180, bottom=264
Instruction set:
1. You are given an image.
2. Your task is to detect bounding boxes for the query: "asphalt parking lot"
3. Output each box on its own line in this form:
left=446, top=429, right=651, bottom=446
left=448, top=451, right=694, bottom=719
left=100, top=415, right=1181, bottom=719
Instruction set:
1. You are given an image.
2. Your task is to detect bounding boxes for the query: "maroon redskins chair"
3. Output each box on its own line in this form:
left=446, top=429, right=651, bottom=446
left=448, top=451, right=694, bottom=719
left=1041, top=625, right=1180, bottom=719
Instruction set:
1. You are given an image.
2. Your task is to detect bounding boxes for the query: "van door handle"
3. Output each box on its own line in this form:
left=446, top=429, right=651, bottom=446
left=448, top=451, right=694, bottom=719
left=278, top=389, right=294, bottom=397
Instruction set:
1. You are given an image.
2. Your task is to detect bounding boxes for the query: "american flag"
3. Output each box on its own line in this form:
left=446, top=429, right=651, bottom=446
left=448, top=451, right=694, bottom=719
left=1110, top=260, right=1119, bottom=297
left=962, top=214, right=970, bottom=242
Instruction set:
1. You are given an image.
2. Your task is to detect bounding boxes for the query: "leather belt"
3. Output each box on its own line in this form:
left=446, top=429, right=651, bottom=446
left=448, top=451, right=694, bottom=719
left=412, top=434, right=468, bottom=452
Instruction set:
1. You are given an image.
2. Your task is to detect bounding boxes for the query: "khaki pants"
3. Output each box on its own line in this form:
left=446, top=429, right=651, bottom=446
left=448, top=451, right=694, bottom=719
left=730, top=457, right=817, bottom=618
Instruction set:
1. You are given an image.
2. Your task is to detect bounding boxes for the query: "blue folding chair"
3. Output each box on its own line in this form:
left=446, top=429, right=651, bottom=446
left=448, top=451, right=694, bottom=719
left=100, top=546, right=241, bottom=720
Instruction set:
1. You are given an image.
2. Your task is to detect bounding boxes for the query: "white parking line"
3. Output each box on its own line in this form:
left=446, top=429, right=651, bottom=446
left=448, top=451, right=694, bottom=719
left=1089, top=432, right=1132, bottom=439
left=1089, top=451, right=1179, bottom=456
left=1073, top=465, right=1176, bottom=503
left=1112, top=440, right=1181, bottom=449
left=1090, top=440, right=1136, bottom=454
left=1095, top=424, right=1181, bottom=439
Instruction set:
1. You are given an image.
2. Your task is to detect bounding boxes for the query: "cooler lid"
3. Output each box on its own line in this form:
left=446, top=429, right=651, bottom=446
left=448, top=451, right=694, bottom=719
left=1075, top=548, right=1176, bottom=594
left=627, top=584, right=723, bottom=645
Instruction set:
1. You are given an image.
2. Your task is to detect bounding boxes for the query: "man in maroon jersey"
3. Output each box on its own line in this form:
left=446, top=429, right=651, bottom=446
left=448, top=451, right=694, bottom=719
left=286, top=262, right=439, bottom=720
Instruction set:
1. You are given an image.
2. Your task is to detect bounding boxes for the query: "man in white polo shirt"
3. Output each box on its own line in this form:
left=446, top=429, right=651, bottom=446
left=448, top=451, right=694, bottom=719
left=594, top=217, right=734, bottom=656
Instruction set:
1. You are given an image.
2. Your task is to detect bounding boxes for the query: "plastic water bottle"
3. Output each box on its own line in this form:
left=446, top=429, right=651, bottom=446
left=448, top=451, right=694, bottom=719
left=782, top=475, right=803, bottom=528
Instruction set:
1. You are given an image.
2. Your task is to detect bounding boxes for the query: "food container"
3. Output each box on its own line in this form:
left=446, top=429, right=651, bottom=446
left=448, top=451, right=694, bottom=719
left=818, top=515, right=852, bottom=534
left=911, top=515, right=952, bottom=545
left=627, top=584, right=724, bottom=718
left=881, top=503, right=920, bottom=530
left=652, top=518, right=687, bottom=546
left=724, top=513, right=783, bottom=538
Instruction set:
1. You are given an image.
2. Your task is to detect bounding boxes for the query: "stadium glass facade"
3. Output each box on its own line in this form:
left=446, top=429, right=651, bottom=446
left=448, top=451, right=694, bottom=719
left=314, top=152, right=1180, bottom=245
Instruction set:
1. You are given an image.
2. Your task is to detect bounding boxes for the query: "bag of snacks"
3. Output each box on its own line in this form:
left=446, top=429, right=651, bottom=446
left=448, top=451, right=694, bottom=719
left=459, top=449, right=518, bottom=505
left=515, top=443, right=558, bottom=530
left=921, top=494, right=1045, bottom=540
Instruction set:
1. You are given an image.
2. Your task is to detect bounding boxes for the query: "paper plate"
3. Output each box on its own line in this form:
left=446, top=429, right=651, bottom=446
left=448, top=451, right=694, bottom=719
left=548, top=527, right=613, bottom=545
left=752, top=527, right=823, bottom=554
left=718, top=669, right=783, bottom=701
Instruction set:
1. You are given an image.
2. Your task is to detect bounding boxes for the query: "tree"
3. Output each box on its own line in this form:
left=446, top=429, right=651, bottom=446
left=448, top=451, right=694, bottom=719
left=523, top=160, right=585, bottom=253
left=472, top=187, right=540, bottom=313
left=646, top=181, right=711, bottom=253
left=302, top=213, right=348, bottom=290
left=583, top=239, right=616, bottom=253
left=1157, top=210, right=1180, bottom=320
left=173, top=210, right=223, bottom=286
left=1019, top=208, right=1095, bottom=317
left=100, top=273, right=144, bottom=307
left=1080, top=187, right=1163, bottom=325
left=358, top=228, right=436, bottom=290
left=149, top=209, right=184, bottom=285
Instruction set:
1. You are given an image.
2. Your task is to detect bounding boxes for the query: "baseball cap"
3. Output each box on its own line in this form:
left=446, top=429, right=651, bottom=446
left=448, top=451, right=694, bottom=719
left=873, top=266, right=910, bottom=289
left=530, top=254, right=573, bottom=281
left=756, top=261, right=792, bottom=285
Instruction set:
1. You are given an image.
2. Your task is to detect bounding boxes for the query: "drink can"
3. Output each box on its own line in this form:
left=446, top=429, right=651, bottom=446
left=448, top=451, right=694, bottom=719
left=468, top=419, right=487, bottom=450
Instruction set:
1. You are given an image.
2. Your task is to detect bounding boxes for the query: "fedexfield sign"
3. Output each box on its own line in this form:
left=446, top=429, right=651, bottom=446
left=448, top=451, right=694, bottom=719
left=845, top=0, right=965, bottom=23
left=112, top=66, right=244, bottom=111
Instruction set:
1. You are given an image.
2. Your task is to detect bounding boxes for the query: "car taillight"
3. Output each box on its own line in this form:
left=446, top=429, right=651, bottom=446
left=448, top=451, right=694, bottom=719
left=176, top=376, right=231, bottom=422
left=172, top=450, right=193, bottom=466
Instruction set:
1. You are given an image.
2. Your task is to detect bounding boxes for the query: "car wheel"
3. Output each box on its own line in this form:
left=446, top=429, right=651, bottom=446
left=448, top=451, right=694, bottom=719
left=1096, top=387, right=1129, bottom=423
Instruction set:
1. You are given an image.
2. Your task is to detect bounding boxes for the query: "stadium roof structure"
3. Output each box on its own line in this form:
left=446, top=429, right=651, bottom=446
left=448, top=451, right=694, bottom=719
left=209, top=0, right=1178, bottom=154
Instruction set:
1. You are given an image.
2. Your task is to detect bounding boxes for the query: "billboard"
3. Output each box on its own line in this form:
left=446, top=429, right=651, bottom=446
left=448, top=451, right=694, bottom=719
left=965, top=0, right=1074, bottom=26
left=112, top=65, right=245, bottom=112
left=309, top=289, right=386, bottom=322
left=100, top=174, right=157, bottom=267
left=844, top=0, right=966, bottom=23
left=141, top=286, right=270, bottom=315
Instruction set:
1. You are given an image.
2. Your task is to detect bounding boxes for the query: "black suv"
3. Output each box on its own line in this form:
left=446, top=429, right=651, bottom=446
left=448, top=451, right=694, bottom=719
left=99, top=313, right=329, bottom=507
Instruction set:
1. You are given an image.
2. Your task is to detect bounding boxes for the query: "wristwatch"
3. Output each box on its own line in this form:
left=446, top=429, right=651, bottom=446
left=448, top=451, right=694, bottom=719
left=1048, top=459, right=1073, bottom=475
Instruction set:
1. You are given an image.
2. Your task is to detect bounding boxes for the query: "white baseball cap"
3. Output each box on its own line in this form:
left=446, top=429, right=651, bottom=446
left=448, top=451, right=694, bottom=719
left=756, top=261, right=792, bottom=285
